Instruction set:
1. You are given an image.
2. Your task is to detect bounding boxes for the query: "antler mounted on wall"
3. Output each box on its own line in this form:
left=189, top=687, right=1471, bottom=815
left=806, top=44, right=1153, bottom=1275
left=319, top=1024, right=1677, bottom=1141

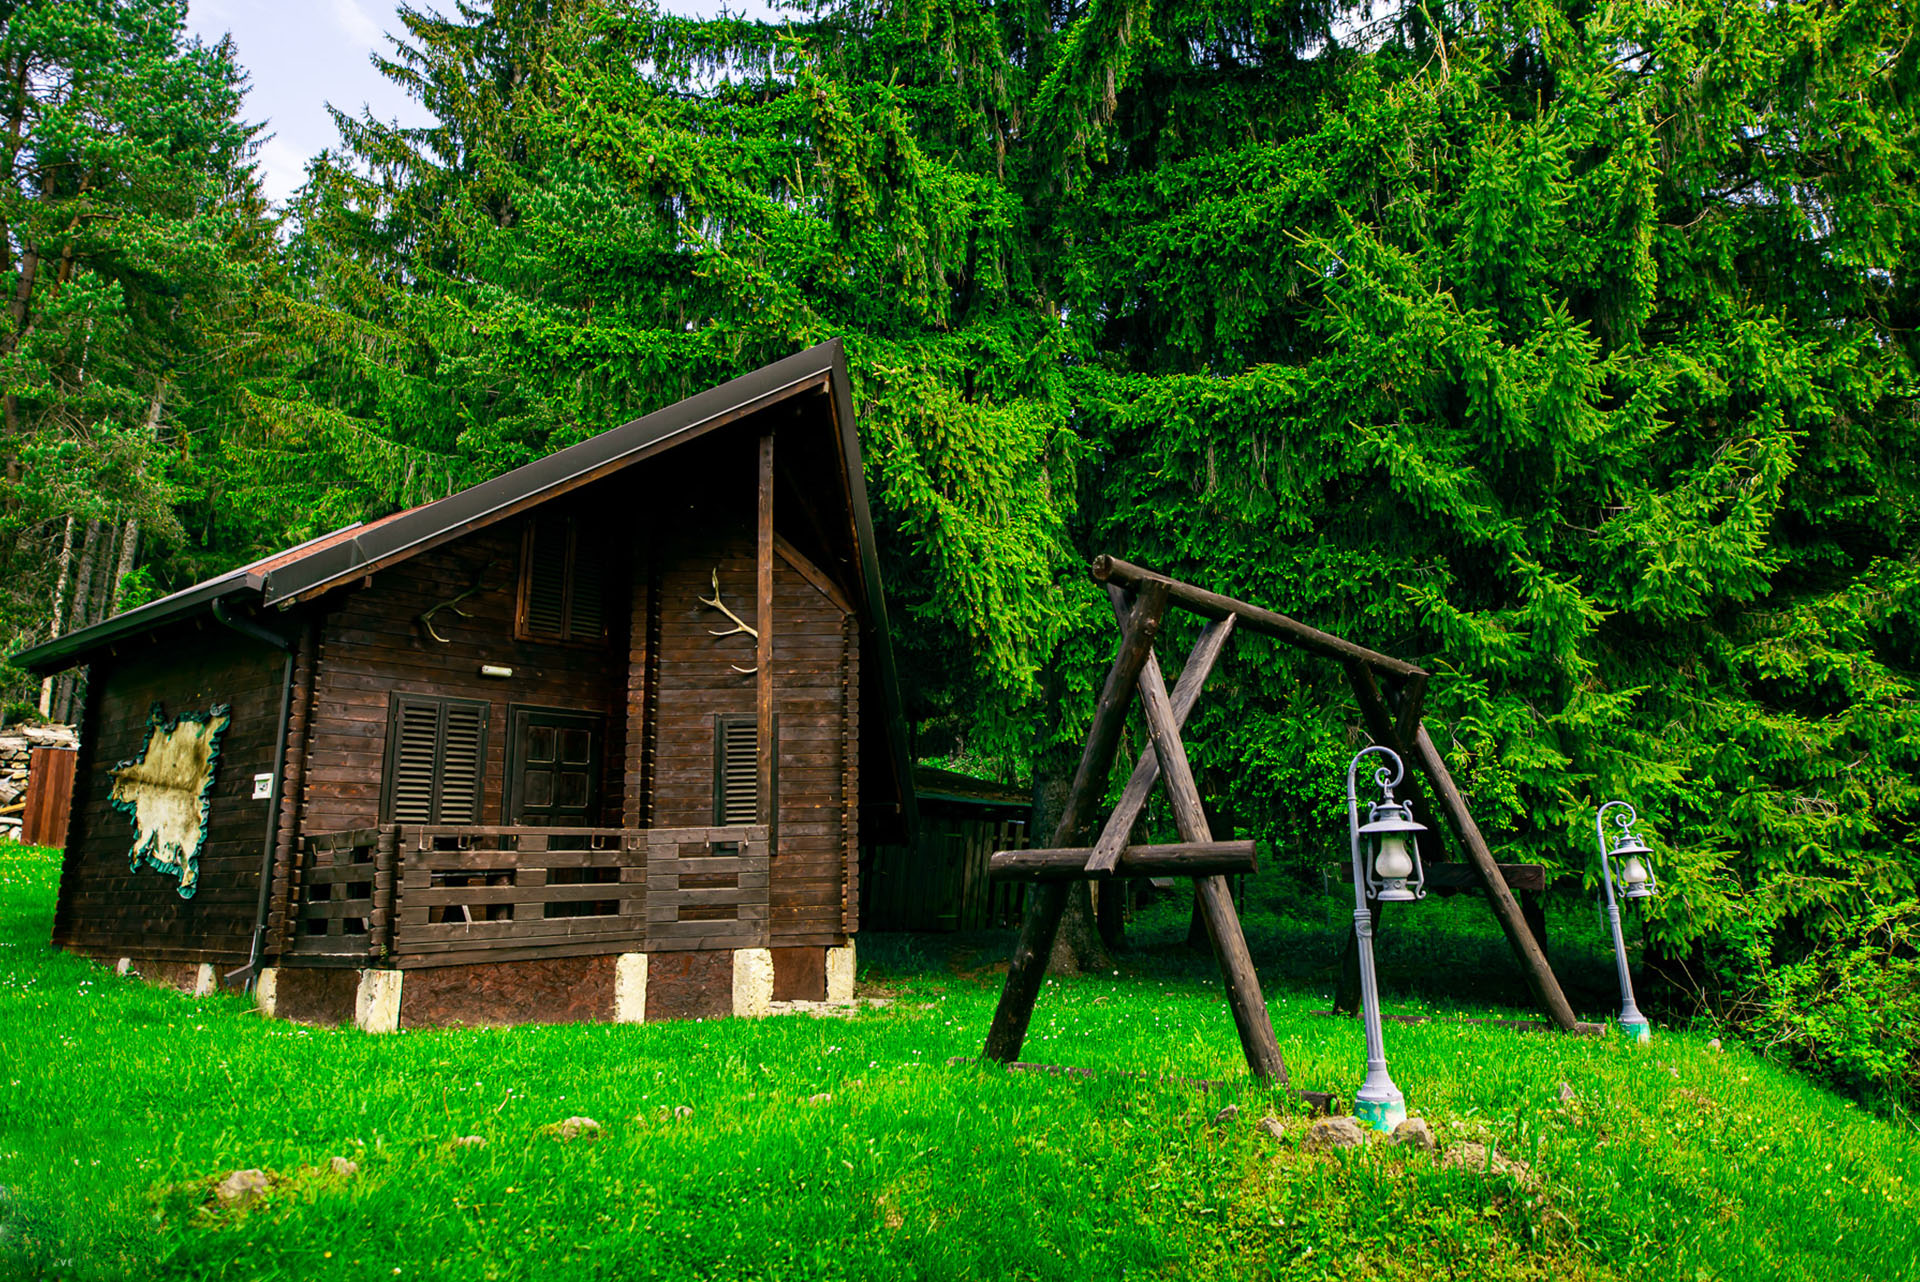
left=699, top=567, right=759, bottom=674
left=418, top=562, right=494, bottom=643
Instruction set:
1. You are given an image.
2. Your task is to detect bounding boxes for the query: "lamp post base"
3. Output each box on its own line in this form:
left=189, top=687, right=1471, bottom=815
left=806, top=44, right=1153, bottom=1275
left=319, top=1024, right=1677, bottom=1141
left=1353, top=1095, right=1406, bottom=1132
left=1617, top=1017, right=1651, bottom=1043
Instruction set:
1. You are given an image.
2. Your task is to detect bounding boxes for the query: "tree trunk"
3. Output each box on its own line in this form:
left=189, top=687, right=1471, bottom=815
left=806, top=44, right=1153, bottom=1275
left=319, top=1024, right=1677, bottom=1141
left=53, top=519, right=103, bottom=722
left=107, top=516, right=139, bottom=614
left=86, top=519, right=117, bottom=627
left=38, top=514, right=75, bottom=718
left=1032, top=760, right=1108, bottom=975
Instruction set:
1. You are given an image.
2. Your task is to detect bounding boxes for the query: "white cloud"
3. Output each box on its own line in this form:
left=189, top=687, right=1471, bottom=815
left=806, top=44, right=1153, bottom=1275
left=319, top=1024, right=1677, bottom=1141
left=256, top=135, right=312, bottom=208
left=326, top=0, right=385, bottom=49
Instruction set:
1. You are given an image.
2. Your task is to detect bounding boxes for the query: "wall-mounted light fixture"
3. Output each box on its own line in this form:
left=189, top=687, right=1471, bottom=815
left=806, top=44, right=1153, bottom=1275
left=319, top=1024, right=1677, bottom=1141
left=479, top=664, right=513, bottom=679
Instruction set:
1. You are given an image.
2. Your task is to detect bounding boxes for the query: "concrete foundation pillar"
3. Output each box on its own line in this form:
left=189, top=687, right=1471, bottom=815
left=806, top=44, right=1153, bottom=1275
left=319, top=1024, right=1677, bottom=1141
left=826, top=941, right=856, bottom=1004
left=192, top=963, right=216, bottom=997
left=614, top=953, right=648, bottom=1023
left=732, top=948, right=773, bottom=1017
left=355, top=969, right=403, bottom=1033
left=254, top=967, right=279, bottom=1017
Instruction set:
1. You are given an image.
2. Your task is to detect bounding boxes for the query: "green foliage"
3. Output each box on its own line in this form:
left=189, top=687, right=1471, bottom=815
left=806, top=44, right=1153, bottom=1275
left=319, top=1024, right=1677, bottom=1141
left=1058, top=0, right=1920, bottom=1102
left=0, top=0, right=275, bottom=699
left=9, top=0, right=1920, bottom=1103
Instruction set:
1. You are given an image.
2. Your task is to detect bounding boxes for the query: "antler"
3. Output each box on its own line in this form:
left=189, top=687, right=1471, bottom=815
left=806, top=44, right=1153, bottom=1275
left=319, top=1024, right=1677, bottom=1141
left=698, top=568, right=759, bottom=674
left=419, top=562, right=494, bottom=643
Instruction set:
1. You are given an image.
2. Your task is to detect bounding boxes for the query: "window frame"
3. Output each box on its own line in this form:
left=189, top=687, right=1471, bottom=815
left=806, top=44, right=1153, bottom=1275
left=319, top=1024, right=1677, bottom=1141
left=514, top=514, right=609, bottom=647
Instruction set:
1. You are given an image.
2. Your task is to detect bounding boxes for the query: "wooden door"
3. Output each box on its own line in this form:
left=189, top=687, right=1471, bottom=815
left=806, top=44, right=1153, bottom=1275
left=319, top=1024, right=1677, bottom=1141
left=506, top=707, right=603, bottom=827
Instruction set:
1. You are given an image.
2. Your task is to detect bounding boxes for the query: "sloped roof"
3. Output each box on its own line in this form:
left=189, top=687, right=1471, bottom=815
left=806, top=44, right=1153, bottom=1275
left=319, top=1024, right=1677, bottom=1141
left=15, top=340, right=914, bottom=823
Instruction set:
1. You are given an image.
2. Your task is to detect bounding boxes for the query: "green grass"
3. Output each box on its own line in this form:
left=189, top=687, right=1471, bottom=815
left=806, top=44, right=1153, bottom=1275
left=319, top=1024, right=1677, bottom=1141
left=2, top=844, right=1917, bottom=1281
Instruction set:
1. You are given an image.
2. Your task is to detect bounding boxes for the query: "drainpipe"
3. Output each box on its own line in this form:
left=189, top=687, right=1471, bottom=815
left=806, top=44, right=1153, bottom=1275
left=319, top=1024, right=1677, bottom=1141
left=212, top=596, right=295, bottom=991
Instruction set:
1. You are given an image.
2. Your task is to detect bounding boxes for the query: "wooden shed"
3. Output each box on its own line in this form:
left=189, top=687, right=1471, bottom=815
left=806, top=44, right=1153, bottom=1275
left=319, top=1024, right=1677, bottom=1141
left=16, top=342, right=916, bottom=1028
left=862, top=765, right=1031, bottom=932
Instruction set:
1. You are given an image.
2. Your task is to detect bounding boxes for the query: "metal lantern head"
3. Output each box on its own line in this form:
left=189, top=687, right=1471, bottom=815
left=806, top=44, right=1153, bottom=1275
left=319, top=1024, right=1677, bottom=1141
left=1611, top=828, right=1658, bottom=900
left=1358, top=799, right=1427, bottom=903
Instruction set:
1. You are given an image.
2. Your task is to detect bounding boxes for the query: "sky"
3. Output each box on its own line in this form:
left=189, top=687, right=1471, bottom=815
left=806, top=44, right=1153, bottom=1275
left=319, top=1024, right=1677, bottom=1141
left=184, top=1, right=778, bottom=208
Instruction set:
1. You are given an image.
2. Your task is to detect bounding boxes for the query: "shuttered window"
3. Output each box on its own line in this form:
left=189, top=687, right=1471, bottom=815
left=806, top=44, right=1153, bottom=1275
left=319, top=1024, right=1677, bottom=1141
left=383, top=695, right=489, bottom=824
left=713, top=714, right=759, bottom=826
left=517, top=515, right=607, bottom=644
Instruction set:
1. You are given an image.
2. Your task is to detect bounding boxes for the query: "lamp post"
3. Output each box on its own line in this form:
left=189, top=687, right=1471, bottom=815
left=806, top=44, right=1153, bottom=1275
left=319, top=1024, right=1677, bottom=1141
left=1346, top=745, right=1428, bottom=1131
left=1594, top=801, right=1658, bottom=1042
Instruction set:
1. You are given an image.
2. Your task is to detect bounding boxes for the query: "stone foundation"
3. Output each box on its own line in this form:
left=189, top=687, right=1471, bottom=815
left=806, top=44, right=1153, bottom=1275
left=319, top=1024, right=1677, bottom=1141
left=103, top=942, right=859, bottom=1032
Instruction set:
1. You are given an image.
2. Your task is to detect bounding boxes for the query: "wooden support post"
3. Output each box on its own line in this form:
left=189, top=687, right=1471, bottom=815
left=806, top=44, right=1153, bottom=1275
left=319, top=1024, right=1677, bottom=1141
left=1087, top=594, right=1236, bottom=872
left=756, top=432, right=775, bottom=828
left=1409, top=723, right=1582, bottom=1033
left=983, top=584, right=1170, bottom=1063
left=1135, top=644, right=1288, bottom=1082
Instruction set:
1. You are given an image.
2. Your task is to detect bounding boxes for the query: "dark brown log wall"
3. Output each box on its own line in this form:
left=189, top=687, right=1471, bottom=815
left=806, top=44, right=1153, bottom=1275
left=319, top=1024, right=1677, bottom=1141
left=301, top=523, right=628, bottom=835
left=54, top=624, right=285, bottom=967
left=651, top=530, right=855, bottom=947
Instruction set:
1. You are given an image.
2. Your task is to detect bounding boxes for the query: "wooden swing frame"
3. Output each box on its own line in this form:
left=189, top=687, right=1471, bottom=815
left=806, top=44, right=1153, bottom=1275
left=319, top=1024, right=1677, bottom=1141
left=982, top=556, right=1583, bottom=1084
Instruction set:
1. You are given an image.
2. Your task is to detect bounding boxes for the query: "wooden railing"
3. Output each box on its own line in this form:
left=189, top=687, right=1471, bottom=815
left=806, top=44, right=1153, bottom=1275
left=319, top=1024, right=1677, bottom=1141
left=285, top=824, right=770, bottom=965
left=284, top=827, right=396, bottom=961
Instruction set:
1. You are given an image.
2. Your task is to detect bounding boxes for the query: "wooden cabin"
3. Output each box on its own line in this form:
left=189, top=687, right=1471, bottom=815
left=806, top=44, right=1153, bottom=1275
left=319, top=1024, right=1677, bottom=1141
left=15, top=342, right=915, bottom=1029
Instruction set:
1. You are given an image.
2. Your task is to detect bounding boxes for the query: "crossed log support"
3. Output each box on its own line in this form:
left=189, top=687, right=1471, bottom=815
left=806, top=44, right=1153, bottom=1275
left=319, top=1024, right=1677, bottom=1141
left=982, top=557, right=1583, bottom=1084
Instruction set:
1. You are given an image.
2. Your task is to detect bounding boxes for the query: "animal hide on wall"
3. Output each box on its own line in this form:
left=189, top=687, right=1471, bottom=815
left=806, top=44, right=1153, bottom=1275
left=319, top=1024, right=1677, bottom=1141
left=108, top=703, right=231, bottom=898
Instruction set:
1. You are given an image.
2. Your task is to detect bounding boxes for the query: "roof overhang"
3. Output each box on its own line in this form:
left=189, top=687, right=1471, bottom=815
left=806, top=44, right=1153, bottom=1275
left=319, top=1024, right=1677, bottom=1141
left=13, top=340, right=916, bottom=827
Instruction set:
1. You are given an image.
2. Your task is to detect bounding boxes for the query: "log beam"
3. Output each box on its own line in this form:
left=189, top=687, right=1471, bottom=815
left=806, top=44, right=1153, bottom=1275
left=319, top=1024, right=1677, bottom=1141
left=1409, top=723, right=1581, bottom=1033
left=1091, top=555, right=1424, bottom=680
left=990, top=841, right=1259, bottom=881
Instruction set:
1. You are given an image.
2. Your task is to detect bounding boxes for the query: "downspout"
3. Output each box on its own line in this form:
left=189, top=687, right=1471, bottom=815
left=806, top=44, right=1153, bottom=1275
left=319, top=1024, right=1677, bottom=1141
left=212, top=596, right=294, bottom=991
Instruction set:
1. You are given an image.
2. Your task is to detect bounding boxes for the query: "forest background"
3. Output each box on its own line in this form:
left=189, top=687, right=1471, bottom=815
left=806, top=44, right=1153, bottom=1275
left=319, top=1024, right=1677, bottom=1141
left=1, top=0, right=1914, bottom=1109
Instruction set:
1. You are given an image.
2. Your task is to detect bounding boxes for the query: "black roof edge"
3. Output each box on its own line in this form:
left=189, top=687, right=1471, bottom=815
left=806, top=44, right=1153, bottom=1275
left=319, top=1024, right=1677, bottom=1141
left=6, top=513, right=377, bottom=674
left=257, top=342, right=851, bottom=606
left=824, top=342, right=919, bottom=836
left=11, top=570, right=262, bottom=675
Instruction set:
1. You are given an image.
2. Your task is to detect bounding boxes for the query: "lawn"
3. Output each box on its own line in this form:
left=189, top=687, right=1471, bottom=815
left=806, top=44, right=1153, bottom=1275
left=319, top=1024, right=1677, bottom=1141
left=2, top=842, right=1916, bottom=1281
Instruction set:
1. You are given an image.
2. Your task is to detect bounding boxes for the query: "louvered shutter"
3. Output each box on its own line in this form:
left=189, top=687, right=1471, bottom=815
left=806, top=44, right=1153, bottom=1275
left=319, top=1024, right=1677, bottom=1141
left=522, top=517, right=569, bottom=639
left=438, top=701, right=487, bottom=823
left=384, top=695, right=489, bottom=824
left=388, top=697, right=440, bottom=823
left=518, top=516, right=607, bottom=643
left=569, top=534, right=605, bottom=641
left=714, top=714, right=758, bottom=826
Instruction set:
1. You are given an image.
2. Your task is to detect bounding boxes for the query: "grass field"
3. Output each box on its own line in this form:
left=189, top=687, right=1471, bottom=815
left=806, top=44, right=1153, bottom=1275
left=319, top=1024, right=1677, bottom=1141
left=3, top=842, right=1917, bottom=1281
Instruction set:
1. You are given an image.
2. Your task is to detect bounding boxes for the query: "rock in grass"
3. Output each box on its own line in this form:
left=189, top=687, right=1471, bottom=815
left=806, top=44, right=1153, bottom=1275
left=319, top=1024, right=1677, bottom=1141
left=1441, top=1141, right=1534, bottom=1184
left=1557, top=1081, right=1577, bottom=1105
left=1255, top=1116, right=1288, bottom=1141
left=1211, top=1104, right=1241, bottom=1126
left=449, top=1135, right=486, bottom=1150
left=1303, top=1116, right=1371, bottom=1150
left=212, top=1169, right=272, bottom=1207
left=328, top=1156, right=358, bottom=1178
left=1390, top=1118, right=1435, bottom=1150
left=545, top=1116, right=601, bottom=1142
left=1708, top=1038, right=1723, bottom=1052
left=808, top=1092, right=833, bottom=1105
left=673, top=1105, right=694, bottom=1120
